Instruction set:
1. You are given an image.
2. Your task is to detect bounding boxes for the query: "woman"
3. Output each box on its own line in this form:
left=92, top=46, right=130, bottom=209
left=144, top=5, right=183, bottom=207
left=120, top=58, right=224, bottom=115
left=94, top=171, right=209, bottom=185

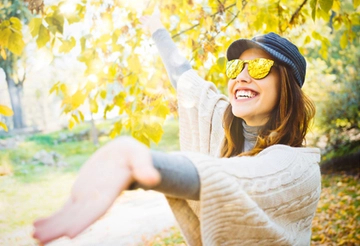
left=33, top=14, right=321, bottom=246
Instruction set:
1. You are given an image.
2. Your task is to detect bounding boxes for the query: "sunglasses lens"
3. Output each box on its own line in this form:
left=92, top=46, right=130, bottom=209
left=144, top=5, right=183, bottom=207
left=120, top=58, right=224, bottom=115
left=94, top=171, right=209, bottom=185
left=248, top=58, right=274, bottom=79
left=226, top=58, right=275, bottom=79
left=226, top=60, right=244, bottom=79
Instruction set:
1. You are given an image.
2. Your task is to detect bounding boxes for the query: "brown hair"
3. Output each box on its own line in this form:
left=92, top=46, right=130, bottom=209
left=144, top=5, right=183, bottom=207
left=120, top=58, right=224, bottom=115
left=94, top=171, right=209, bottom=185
left=220, top=65, right=316, bottom=157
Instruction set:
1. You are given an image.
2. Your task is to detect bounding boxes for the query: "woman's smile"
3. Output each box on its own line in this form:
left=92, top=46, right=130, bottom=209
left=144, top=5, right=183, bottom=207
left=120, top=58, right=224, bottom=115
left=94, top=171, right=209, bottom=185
left=228, top=48, right=280, bottom=126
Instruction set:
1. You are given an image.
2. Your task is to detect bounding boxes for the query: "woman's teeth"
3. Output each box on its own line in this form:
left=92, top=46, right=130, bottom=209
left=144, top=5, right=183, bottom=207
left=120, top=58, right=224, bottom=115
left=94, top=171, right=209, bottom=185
left=235, top=90, right=257, bottom=99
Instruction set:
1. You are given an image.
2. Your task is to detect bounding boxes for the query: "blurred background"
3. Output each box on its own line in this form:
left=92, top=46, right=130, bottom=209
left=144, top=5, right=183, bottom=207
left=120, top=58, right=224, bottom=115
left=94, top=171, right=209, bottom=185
left=0, top=0, right=359, bottom=245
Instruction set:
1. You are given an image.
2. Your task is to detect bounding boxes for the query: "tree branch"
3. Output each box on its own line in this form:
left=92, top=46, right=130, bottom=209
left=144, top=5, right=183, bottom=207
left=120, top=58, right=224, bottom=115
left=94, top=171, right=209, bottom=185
left=171, top=3, right=237, bottom=39
left=289, top=0, right=307, bottom=25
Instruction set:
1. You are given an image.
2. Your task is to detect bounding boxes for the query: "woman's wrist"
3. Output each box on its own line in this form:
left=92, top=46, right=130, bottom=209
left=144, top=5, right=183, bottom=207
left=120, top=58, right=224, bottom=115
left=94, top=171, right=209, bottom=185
left=115, top=137, right=161, bottom=187
left=149, top=22, right=165, bottom=35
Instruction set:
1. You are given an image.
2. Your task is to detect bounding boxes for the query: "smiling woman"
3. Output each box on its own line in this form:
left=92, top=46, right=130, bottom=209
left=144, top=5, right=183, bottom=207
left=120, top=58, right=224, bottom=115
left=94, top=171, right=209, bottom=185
left=33, top=12, right=321, bottom=246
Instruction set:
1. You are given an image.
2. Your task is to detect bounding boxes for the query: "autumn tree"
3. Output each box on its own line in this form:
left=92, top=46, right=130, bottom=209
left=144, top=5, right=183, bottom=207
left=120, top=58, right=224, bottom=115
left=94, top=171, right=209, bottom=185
left=0, top=0, right=31, bottom=130
left=0, top=0, right=359, bottom=149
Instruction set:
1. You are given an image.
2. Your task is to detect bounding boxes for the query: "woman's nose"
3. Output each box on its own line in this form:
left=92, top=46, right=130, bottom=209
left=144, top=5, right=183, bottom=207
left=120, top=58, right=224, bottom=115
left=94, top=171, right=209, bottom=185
left=235, top=64, right=251, bottom=83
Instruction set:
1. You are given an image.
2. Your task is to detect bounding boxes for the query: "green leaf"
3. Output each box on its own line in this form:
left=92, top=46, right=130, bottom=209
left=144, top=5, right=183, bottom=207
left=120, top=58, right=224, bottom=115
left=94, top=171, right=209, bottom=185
left=310, top=0, right=318, bottom=21
left=29, top=18, right=42, bottom=37
left=45, top=14, right=64, bottom=34
left=0, top=105, right=14, bottom=116
left=319, top=0, right=333, bottom=12
left=37, top=24, right=50, bottom=48
left=7, top=32, right=25, bottom=55
left=217, top=57, right=226, bottom=71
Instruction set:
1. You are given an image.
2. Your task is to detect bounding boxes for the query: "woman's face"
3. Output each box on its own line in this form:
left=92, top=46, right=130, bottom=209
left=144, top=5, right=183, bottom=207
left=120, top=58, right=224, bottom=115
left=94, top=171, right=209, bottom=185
left=227, top=48, right=280, bottom=126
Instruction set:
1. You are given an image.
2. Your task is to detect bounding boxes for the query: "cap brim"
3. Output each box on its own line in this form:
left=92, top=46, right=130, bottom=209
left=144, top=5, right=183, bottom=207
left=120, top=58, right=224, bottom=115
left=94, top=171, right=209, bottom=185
left=226, top=39, right=274, bottom=61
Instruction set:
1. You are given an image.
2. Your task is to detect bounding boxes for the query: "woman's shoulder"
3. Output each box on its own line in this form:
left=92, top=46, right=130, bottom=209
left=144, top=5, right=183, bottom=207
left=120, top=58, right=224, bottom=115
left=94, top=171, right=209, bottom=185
left=258, top=144, right=320, bottom=156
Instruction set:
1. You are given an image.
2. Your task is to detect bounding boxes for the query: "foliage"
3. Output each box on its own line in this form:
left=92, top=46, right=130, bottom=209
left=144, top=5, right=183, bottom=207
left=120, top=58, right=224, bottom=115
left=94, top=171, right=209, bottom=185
left=303, top=24, right=360, bottom=157
left=0, top=0, right=359, bottom=146
left=0, top=105, right=13, bottom=131
left=311, top=174, right=360, bottom=245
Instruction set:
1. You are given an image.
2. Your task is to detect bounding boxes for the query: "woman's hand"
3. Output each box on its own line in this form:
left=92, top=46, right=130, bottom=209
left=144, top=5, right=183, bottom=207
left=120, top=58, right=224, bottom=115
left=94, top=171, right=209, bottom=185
left=32, top=137, right=160, bottom=245
left=140, top=10, right=165, bottom=35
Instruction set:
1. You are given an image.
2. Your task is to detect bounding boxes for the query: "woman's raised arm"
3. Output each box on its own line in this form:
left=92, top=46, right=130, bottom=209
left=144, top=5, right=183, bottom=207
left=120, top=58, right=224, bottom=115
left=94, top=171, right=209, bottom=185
left=140, top=13, right=192, bottom=88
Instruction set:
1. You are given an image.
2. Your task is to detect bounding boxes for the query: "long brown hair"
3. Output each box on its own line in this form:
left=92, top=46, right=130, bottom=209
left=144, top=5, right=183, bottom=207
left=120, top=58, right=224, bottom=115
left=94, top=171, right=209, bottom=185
left=220, top=65, right=316, bottom=157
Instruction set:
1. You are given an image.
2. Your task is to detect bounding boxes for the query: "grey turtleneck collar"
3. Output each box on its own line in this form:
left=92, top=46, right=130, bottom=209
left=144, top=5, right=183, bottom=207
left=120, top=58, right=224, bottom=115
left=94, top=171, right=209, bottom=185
left=242, top=121, right=261, bottom=152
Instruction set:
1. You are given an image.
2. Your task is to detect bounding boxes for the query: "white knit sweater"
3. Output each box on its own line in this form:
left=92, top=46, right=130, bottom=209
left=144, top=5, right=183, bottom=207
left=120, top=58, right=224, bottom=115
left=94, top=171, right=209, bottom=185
left=166, top=70, right=321, bottom=246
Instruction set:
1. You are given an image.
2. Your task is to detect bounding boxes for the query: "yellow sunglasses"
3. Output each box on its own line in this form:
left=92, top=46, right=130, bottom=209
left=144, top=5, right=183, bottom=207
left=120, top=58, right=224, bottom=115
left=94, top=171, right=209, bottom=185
left=226, top=58, right=275, bottom=80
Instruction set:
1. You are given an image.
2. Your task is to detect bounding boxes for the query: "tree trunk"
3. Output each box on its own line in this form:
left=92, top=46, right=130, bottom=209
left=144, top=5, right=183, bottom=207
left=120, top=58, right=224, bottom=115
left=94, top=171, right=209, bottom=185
left=90, top=112, right=99, bottom=146
left=6, top=76, right=25, bottom=129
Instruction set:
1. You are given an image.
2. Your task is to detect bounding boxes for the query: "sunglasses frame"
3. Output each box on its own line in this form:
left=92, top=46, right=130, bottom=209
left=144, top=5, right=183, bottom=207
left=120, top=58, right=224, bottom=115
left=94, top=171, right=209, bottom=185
left=226, top=58, right=275, bottom=80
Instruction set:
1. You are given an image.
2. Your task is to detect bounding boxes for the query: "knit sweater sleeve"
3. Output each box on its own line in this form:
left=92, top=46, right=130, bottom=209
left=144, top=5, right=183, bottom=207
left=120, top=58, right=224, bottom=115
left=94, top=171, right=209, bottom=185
left=176, top=69, right=229, bottom=156
left=177, top=145, right=321, bottom=246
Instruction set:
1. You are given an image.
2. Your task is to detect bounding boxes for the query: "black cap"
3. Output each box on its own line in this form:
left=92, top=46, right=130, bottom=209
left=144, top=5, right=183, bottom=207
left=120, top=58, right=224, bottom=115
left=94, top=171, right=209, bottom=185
left=226, top=32, right=306, bottom=87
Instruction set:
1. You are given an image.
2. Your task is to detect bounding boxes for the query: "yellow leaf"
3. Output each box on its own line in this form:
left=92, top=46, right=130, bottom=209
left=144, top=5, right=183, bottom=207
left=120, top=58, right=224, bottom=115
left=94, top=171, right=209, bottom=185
left=0, top=105, right=14, bottom=116
left=128, top=55, right=141, bottom=73
left=71, top=90, right=86, bottom=109
left=304, top=35, right=311, bottom=45
left=37, top=24, right=50, bottom=48
left=108, top=64, right=117, bottom=79
left=60, top=83, right=67, bottom=95
left=332, top=0, right=341, bottom=11
left=0, top=122, right=8, bottom=132
left=78, top=111, right=84, bottom=121
left=123, top=74, right=138, bottom=86
left=89, top=98, right=98, bottom=113
left=68, top=120, right=75, bottom=129
left=0, top=47, right=6, bottom=60
left=144, top=122, right=163, bottom=144
left=72, top=114, right=79, bottom=123
left=0, top=26, right=11, bottom=48
left=109, top=128, right=117, bottom=139
left=354, top=0, right=360, bottom=8
left=236, top=0, right=243, bottom=11
left=9, top=17, right=22, bottom=30
left=7, top=32, right=25, bottom=55
left=340, top=32, right=347, bottom=49
left=100, top=90, right=107, bottom=99
left=59, top=37, right=76, bottom=53
left=29, top=18, right=42, bottom=37
left=49, top=81, right=60, bottom=95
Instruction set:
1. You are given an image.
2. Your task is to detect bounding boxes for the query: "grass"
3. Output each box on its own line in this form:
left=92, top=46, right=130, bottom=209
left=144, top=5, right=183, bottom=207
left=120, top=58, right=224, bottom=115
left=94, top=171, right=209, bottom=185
left=0, top=118, right=180, bottom=238
left=1, top=118, right=359, bottom=245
